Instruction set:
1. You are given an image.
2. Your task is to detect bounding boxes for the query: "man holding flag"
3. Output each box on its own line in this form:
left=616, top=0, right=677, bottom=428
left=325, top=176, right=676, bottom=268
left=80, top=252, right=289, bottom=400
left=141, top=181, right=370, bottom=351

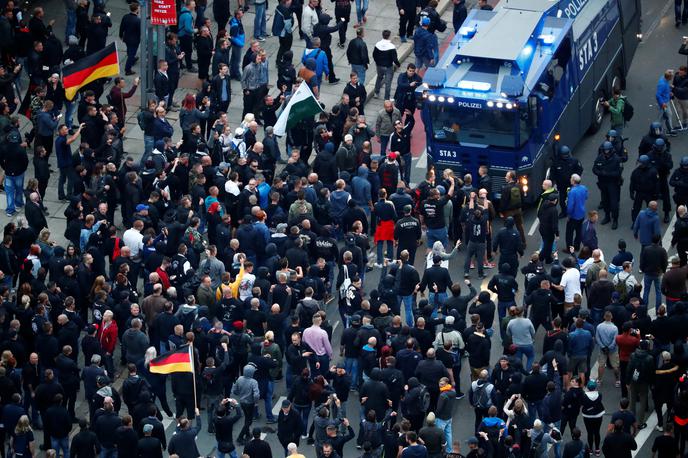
left=274, top=79, right=324, bottom=137
left=149, top=333, right=200, bottom=420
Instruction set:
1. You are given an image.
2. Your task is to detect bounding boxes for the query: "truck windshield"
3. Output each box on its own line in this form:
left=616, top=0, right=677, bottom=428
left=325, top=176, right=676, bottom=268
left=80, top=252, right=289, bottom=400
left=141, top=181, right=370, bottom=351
left=430, top=104, right=518, bottom=148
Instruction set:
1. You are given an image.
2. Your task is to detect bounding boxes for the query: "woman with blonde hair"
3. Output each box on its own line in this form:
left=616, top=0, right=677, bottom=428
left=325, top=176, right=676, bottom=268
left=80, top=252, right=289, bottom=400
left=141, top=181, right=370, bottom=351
left=36, top=228, right=55, bottom=265
left=11, top=415, right=35, bottom=458
left=89, top=275, right=107, bottom=302
left=138, top=346, right=174, bottom=416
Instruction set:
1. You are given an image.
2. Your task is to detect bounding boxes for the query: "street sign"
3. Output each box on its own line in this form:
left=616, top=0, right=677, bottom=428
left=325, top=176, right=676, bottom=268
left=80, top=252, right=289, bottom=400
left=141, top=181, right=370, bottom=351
left=150, top=0, right=176, bottom=25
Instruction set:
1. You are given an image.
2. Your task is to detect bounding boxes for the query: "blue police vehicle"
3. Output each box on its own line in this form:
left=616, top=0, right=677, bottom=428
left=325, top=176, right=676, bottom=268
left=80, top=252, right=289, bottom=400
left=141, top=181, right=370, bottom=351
left=417, top=0, right=641, bottom=202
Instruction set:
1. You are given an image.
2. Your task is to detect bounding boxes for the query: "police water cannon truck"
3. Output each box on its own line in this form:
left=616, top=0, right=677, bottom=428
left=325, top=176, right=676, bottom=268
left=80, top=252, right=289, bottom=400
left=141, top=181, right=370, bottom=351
left=416, top=0, right=641, bottom=202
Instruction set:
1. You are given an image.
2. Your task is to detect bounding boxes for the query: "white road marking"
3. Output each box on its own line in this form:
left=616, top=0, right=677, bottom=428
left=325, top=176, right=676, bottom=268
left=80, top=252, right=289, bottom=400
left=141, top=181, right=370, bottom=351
left=273, top=396, right=287, bottom=416
left=261, top=433, right=267, bottom=440
left=528, top=218, right=540, bottom=236
left=333, top=321, right=340, bottom=334
left=417, top=151, right=427, bottom=169
left=642, top=0, right=674, bottom=42
left=632, top=407, right=667, bottom=457
left=662, top=212, right=677, bottom=250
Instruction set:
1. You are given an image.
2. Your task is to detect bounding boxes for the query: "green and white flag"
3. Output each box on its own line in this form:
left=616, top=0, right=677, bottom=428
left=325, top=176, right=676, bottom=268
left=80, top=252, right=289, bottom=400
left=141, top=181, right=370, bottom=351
left=273, top=82, right=324, bottom=136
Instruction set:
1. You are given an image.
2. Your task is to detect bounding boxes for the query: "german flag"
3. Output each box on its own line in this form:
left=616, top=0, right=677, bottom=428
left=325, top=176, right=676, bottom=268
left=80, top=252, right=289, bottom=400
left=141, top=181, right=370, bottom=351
left=63, top=43, right=119, bottom=101
left=149, top=345, right=194, bottom=374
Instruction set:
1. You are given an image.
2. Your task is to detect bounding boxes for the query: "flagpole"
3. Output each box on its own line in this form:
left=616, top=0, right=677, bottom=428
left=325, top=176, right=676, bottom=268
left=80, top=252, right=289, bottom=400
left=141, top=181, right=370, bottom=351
left=190, top=343, right=198, bottom=415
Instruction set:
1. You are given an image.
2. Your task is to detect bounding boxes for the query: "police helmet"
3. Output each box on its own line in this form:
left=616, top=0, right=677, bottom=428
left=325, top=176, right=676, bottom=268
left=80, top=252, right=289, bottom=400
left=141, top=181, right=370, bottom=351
left=559, top=145, right=571, bottom=156
left=602, top=141, right=613, bottom=152
left=607, top=129, right=618, bottom=138
left=681, top=156, right=688, bottom=167
left=638, top=155, right=650, bottom=165
left=653, top=138, right=666, bottom=151
left=651, top=121, right=662, bottom=136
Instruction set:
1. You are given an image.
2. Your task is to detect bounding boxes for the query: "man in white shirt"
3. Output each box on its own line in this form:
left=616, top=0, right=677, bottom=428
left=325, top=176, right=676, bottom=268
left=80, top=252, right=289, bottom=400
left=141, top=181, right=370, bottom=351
left=123, top=220, right=145, bottom=259
left=554, top=257, right=581, bottom=313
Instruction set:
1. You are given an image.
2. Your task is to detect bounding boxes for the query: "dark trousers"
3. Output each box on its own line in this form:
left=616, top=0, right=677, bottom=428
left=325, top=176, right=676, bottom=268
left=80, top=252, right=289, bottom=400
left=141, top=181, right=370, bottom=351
left=659, top=175, right=672, bottom=215
left=631, top=195, right=652, bottom=223
left=619, top=360, right=629, bottom=398
left=398, top=10, right=415, bottom=38
left=677, top=0, right=688, bottom=24
left=323, top=46, right=336, bottom=81
left=473, top=407, right=488, bottom=433
left=125, top=42, right=139, bottom=72
left=179, top=35, right=194, bottom=68
left=539, top=231, right=556, bottom=263
left=556, top=182, right=569, bottom=214
left=583, top=417, right=602, bottom=450
left=599, top=181, right=620, bottom=221
left=397, top=244, right=417, bottom=265
left=168, top=72, right=180, bottom=104
left=565, top=217, right=583, bottom=251
left=238, top=403, right=255, bottom=442
left=175, top=393, right=196, bottom=419
left=277, top=34, right=293, bottom=65
left=63, top=388, right=77, bottom=419
left=36, top=134, right=54, bottom=156
left=242, top=90, right=255, bottom=118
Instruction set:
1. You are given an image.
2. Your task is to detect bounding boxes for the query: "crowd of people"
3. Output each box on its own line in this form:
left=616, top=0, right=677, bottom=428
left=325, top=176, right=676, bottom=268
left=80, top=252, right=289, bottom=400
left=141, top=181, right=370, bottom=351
left=0, top=0, right=687, bottom=457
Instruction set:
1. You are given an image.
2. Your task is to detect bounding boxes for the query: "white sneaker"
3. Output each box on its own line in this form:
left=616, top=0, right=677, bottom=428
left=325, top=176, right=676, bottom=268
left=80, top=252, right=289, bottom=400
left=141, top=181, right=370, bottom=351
left=656, top=425, right=664, bottom=432
left=374, top=263, right=383, bottom=268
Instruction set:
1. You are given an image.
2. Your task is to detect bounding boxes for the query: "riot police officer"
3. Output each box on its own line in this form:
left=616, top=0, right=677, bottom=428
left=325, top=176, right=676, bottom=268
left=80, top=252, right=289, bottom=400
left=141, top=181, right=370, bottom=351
left=639, top=121, right=671, bottom=156
left=594, top=140, right=616, bottom=210
left=550, top=145, right=583, bottom=218
left=629, top=155, right=659, bottom=223
left=648, top=138, right=674, bottom=223
left=670, top=156, right=688, bottom=209
left=592, top=141, right=623, bottom=229
left=606, top=129, right=628, bottom=162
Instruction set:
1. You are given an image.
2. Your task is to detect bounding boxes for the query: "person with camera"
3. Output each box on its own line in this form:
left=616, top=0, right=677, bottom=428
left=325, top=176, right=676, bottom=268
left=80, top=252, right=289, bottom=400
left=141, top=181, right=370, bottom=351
left=214, top=397, right=243, bottom=458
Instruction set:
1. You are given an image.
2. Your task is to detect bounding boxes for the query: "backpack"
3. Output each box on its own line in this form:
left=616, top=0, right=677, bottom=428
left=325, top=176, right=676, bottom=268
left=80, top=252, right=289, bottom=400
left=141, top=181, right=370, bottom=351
left=417, top=384, right=431, bottom=413
left=613, top=272, right=634, bottom=303
left=339, top=265, right=352, bottom=300
left=508, top=184, right=522, bottom=209
left=473, top=382, right=492, bottom=409
left=361, top=421, right=382, bottom=448
left=622, top=96, right=634, bottom=122
left=298, top=300, right=319, bottom=328
left=137, top=110, right=148, bottom=131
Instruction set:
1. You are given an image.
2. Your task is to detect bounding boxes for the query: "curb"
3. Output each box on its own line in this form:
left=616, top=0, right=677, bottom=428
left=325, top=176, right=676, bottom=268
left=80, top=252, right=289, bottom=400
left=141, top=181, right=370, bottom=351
left=362, top=0, right=453, bottom=104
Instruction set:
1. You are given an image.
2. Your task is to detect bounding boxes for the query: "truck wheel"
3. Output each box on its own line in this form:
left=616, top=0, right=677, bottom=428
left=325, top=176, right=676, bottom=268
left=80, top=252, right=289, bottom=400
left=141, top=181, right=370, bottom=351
left=587, top=97, right=604, bottom=134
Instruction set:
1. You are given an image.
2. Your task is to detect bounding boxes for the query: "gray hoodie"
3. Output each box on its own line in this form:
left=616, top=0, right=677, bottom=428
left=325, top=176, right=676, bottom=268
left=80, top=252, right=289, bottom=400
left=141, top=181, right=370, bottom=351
left=230, top=364, right=260, bottom=404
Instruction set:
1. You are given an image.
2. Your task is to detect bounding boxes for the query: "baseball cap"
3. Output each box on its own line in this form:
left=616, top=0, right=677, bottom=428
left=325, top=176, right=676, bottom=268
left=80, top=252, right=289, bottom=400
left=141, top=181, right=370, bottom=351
left=387, top=151, right=397, bottom=160
left=143, top=424, right=154, bottom=433
left=281, top=399, right=291, bottom=408
left=135, top=204, right=149, bottom=212
left=466, top=437, right=479, bottom=445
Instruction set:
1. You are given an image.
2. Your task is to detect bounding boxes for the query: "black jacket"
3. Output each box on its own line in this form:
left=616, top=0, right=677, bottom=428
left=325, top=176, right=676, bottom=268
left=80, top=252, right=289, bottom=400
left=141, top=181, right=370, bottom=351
left=70, top=429, right=101, bottom=458
left=0, top=142, right=29, bottom=176
left=25, top=201, right=48, bottom=232
left=277, top=408, right=301, bottom=446
left=639, top=243, right=668, bottom=276
left=137, top=436, right=163, bottom=458
left=346, top=37, right=369, bottom=66
left=214, top=406, right=242, bottom=451
left=119, top=13, right=141, bottom=45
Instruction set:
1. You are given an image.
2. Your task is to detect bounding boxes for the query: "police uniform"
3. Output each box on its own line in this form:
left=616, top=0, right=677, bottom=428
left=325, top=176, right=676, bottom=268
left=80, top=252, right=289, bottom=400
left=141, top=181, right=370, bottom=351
left=592, top=149, right=622, bottom=228
left=629, top=156, right=659, bottom=223
left=648, top=138, right=675, bottom=221
left=670, top=157, right=688, bottom=207
left=550, top=146, right=583, bottom=217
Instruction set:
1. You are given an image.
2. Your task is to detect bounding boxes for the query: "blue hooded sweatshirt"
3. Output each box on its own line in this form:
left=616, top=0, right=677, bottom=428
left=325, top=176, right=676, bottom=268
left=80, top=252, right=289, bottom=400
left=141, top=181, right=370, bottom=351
left=352, top=166, right=372, bottom=208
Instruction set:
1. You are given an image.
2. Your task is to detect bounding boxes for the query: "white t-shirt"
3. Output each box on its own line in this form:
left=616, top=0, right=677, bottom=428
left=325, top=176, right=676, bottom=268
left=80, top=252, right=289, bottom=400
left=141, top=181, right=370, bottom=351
left=560, top=267, right=581, bottom=303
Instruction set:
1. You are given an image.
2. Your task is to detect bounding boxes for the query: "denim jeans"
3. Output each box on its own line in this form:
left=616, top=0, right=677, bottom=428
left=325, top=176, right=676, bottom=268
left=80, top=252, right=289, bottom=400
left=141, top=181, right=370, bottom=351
left=345, top=357, right=359, bottom=389
left=659, top=106, right=674, bottom=132
left=230, top=45, right=242, bottom=79
left=125, top=42, right=139, bottom=73
left=428, top=292, right=447, bottom=317
left=355, top=0, right=369, bottom=22
left=402, top=153, right=412, bottom=184
left=254, top=2, right=267, bottom=38
left=66, top=9, right=76, bottom=41
left=426, top=227, right=448, bottom=248
left=376, top=240, right=393, bottom=264
left=351, top=64, right=367, bottom=85
left=264, top=379, right=275, bottom=421
left=142, top=135, right=155, bottom=166
left=4, top=174, right=24, bottom=214
left=217, top=449, right=238, bottom=458
left=415, top=56, right=433, bottom=70
left=65, top=101, right=76, bottom=128
left=515, top=343, right=535, bottom=371
left=100, top=447, right=117, bottom=458
left=642, top=274, right=662, bottom=311
left=52, top=436, right=70, bottom=458
left=434, top=418, right=452, bottom=453
left=195, top=4, right=206, bottom=27
left=379, top=135, right=390, bottom=154
left=398, top=294, right=415, bottom=326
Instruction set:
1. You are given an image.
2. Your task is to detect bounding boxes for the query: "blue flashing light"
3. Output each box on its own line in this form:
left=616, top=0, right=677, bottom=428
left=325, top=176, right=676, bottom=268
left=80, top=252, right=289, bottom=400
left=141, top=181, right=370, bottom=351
left=459, top=26, right=477, bottom=38
left=522, top=45, right=533, bottom=56
left=457, top=80, right=491, bottom=91
left=538, top=34, right=556, bottom=45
